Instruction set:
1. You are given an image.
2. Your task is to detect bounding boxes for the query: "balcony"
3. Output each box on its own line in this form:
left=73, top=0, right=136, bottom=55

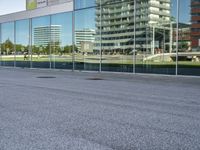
left=149, top=2, right=170, bottom=10
left=148, top=9, right=170, bottom=17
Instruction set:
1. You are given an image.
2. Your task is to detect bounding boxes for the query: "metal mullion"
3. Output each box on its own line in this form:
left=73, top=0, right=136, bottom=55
left=72, top=1, right=75, bottom=71
left=133, top=0, right=136, bottom=74
left=100, top=0, right=102, bottom=72
left=14, top=21, right=16, bottom=67
left=176, top=0, right=179, bottom=75
left=50, top=15, right=52, bottom=69
left=30, top=18, right=33, bottom=68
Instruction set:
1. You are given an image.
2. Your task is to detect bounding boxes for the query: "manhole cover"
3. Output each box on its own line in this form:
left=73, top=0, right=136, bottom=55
left=37, top=76, right=56, bottom=79
left=86, top=77, right=104, bottom=80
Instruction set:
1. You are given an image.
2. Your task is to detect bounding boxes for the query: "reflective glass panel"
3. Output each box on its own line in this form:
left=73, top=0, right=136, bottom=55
left=100, top=0, right=133, bottom=72
left=16, top=19, right=30, bottom=68
left=178, top=0, right=200, bottom=76
left=134, top=0, right=175, bottom=75
left=32, top=16, right=50, bottom=68
left=51, top=12, right=73, bottom=69
left=75, top=7, right=99, bottom=71
left=1, top=22, right=15, bottom=67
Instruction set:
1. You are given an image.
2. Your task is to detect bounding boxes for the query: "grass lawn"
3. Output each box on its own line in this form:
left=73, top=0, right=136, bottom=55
left=1, top=55, right=200, bottom=67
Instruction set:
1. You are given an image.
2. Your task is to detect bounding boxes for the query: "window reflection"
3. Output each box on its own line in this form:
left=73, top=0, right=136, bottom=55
left=75, top=7, right=99, bottom=71
left=32, top=16, right=50, bottom=68
left=16, top=19, right=30, bottom=68
left=178, top=0, right=200, bottom=75
left=1, top=22, right=15, bottom=67
left=99, top=0, right=134, bottom=72
left=0, top=0, right=199, bottom=76
left=51, top=12, right=73, bottom=69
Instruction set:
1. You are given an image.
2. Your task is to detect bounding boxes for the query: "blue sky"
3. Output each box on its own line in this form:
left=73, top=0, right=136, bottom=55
left=171, top=0, right=190, bottom=23
left=0, top=0, right=190, bottom=23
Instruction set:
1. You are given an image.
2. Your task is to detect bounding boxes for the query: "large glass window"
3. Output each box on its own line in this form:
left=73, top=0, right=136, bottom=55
left=100, top=0, right=133, bottom=72
left=0, top=1, right=199, bottom=76
left=133, top=0, right=176, bottom=75
left=15, top=19, right=30, bottom=68
left=32, top=16, right=50, bottom=68
left=75, top=7, right=99, bottom=71
left=51, top=12, right=73, bottom=69
left=1, top=22, right=15, bottom=67
left=178, top=0, right=200, bottom=76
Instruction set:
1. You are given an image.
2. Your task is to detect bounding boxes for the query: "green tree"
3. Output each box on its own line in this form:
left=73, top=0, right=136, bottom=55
left=2, top=39, right=14, bottom=55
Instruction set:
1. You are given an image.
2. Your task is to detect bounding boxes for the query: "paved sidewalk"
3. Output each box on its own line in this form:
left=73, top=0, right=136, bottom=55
left=0, top=68, right=200, bottom=150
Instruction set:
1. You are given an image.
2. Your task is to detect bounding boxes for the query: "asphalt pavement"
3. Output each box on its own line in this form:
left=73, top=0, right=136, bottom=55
left=0, top=68, right=200, bottom=150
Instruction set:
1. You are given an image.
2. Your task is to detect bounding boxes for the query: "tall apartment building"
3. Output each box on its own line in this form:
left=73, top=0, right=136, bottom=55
left=75, top=29, right=95, bottom=53
left=34, top=25, right=61, bottom=47
left=95, top=0, right=171, bottom=54
left=191, top=0, right=200, bottom=51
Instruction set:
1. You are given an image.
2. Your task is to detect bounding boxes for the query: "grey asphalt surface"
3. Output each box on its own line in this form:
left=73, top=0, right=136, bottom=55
left=0, top=68, right=200, bottom=150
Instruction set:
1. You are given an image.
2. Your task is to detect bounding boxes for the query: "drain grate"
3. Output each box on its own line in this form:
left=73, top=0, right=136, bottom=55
left=86, top=77, right=104, bottom=80
left=37, top=76, right=56, bottom=79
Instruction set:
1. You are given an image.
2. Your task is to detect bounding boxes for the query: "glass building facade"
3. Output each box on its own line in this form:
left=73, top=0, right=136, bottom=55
left=0, top=0, right=199, bottom=76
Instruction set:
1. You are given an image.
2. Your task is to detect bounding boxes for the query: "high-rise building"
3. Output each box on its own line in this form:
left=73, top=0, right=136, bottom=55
left=34, top=25, right=61, bottom=47
left=95, top=0, right=171, bottom=53
left=191, top=0, right=200, bottom=51
left=75, top=29, right=95, bottom=53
